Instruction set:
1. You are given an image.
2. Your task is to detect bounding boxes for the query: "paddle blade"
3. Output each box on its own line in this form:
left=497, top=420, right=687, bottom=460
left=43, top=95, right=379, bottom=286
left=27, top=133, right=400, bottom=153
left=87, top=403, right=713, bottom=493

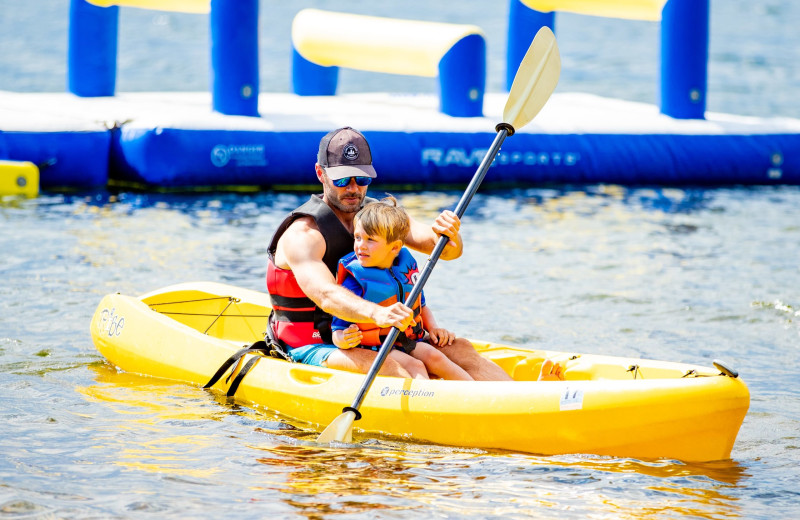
left=317, top=410, right=356, bottom=443
left=503, top=26, right=561, bottom=131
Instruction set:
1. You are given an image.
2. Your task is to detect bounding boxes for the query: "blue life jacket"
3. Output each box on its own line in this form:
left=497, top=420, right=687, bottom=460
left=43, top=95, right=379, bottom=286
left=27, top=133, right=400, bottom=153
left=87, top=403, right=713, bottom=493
left=335, top=247, right=425, bottom=347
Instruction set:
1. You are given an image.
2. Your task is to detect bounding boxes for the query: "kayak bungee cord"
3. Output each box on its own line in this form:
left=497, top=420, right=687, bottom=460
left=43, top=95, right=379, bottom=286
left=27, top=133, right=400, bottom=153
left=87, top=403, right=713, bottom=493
left=148, top=296, right=269, bottom=334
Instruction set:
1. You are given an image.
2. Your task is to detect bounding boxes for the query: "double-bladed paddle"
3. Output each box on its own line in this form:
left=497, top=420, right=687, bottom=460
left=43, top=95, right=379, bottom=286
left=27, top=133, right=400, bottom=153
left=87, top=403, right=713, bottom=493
left=318, top=26, right=561, bottom=444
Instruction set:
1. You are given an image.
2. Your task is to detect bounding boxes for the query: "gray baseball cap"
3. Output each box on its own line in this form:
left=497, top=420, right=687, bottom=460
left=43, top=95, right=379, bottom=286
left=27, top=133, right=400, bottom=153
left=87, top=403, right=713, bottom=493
left=317, top=127, right=377, bottom=180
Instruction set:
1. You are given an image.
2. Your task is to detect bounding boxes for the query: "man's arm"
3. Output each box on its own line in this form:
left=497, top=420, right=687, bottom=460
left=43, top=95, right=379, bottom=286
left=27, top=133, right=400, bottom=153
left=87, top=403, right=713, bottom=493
left=279, top=219, right=413, bottom=328
left=404, top=209, right=463, bottom=260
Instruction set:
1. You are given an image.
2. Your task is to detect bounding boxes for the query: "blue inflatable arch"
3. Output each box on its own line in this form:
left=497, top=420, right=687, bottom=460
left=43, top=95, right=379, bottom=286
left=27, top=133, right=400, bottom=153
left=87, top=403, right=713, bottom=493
left=69, top=0, right=709, bottom=121
left=507, top=0, right=709, bottom=119
left=68, top=0, right=259, bottom=117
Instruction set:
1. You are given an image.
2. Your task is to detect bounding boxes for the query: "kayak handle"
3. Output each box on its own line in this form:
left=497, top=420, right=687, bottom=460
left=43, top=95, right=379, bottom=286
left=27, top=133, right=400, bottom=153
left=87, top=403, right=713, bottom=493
left=713, top=359, right=739, bottom=378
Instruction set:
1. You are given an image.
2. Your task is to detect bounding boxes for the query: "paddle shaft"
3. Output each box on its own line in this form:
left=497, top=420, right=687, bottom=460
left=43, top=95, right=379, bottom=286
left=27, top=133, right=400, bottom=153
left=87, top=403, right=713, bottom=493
left=319, top=26, right=559, bottom=442
left=344, top=126, right=511, bottom=414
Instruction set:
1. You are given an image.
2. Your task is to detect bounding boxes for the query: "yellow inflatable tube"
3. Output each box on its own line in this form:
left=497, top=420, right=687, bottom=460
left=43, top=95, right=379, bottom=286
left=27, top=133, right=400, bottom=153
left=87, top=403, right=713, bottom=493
left=521, top=0, right=668, bottom=21
left=86, top=0, right=209, bottom=14
left=0, top=160, right=39, bottom=198
left=292, top=9, right=484, bottom=78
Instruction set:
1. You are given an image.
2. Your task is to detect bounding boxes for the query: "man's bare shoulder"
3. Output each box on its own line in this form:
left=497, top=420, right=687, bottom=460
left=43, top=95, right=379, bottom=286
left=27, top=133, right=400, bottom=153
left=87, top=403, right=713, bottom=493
left=275, top=216, right=325, bottom=267
left=284, top=214, right=318, bottom=235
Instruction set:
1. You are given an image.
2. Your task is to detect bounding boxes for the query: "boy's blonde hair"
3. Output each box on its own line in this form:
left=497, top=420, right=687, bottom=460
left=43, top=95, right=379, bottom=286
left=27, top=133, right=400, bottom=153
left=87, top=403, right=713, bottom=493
left=354, top=196, right=409, bottom=244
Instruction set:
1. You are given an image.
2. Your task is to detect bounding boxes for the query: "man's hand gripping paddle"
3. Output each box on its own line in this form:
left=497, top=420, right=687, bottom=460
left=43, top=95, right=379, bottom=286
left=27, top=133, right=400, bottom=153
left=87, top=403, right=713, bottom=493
left=318, top=26, right=561, bottom=444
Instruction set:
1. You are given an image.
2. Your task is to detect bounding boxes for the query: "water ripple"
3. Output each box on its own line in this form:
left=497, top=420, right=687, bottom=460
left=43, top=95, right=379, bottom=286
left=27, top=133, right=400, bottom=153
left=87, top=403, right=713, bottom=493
left=3, top=186, right=800, bottom=518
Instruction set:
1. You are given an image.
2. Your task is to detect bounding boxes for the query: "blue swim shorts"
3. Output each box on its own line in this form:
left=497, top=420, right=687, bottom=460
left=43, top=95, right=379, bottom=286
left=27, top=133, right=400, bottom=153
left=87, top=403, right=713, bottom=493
left=287, top=343, right=339, bottom=366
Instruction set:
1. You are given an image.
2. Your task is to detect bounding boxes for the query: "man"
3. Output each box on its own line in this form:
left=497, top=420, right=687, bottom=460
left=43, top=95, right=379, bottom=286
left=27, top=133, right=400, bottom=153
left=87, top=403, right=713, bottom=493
left=266, top=126, right=512, bottom=380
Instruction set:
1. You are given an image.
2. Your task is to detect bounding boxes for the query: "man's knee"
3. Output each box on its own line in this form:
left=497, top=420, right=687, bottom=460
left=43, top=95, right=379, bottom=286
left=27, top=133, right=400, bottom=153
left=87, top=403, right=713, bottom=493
left=439, top=337, right=479, bottom=361
left=423, top=349, right=450, bottom=369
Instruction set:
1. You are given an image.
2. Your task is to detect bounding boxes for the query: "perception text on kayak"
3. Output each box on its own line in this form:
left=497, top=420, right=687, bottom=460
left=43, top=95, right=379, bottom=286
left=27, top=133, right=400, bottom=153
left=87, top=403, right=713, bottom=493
left=380, top=387, right=435, bottom=398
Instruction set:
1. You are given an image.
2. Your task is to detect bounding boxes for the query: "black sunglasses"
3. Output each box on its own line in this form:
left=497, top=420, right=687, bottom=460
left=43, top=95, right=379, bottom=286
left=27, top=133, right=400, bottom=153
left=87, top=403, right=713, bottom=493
left=331, top=176, right=373, bottom=188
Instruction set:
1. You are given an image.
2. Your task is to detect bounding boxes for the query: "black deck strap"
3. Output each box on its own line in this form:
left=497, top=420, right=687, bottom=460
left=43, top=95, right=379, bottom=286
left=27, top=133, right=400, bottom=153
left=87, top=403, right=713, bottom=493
left=342, top=406, right=362, bottom=421
left=226, top=355, right=262, bottom=397
left=203, top=340, right=269, bottom=390
left=204, top=314, right=295, bottom=397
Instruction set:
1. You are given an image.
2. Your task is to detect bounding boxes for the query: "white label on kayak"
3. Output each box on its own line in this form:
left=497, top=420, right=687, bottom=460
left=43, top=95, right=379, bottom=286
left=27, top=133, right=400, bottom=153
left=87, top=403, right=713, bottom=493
left=560, top=387, right=584, bottom=411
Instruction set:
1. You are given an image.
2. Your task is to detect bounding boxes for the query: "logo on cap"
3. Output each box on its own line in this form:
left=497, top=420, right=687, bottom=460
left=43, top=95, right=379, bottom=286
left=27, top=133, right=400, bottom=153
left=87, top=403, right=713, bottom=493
left=343, top=144, right=359, bottom=162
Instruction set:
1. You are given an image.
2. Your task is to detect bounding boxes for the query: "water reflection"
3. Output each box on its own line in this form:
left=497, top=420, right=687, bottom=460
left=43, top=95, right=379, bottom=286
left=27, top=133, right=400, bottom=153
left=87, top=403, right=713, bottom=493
left=249, top=440, right=748, bottom=519
left=253, top=444, right=419, bottom=517
left=23, top=185, right=720, bottom=224
left=460, top=185, right=716, bottom=222
left=78, top=362, right=283, bottom=478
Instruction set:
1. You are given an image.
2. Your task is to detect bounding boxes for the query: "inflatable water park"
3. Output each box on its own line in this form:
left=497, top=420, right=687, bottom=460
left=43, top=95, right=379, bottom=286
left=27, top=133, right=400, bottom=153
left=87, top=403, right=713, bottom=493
left=2, top=0, right=799, bottom=196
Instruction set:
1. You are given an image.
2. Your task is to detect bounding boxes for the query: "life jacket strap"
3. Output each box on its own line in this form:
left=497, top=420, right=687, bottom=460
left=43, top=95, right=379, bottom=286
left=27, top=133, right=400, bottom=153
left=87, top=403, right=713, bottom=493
left=266, top=311, right=293, bottom=361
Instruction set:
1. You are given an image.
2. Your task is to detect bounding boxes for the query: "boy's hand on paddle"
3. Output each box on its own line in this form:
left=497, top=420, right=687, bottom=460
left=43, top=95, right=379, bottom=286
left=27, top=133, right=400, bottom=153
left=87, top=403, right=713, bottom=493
left=432, top=210, right=461, bottom=248
left=428, top=327, right=456, bottom=347
left=373, top=302, right=413, bottom=331
left=338, top=324, right=363, bottom=349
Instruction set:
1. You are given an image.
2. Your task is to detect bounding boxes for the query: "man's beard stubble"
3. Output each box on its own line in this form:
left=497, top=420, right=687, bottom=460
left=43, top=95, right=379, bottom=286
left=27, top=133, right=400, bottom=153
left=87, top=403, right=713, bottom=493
left=324, top=184, right=364, bottom=213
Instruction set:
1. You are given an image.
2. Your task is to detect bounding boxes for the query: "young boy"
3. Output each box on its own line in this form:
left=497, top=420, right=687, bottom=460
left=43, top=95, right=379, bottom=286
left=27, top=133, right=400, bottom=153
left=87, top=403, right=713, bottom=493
left=331, top=197, right=473, bottom=381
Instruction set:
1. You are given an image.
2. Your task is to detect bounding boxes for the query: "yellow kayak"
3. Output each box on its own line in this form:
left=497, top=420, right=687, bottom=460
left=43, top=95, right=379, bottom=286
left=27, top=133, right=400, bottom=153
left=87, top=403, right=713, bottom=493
left=90, top=281, right=749, bottom=462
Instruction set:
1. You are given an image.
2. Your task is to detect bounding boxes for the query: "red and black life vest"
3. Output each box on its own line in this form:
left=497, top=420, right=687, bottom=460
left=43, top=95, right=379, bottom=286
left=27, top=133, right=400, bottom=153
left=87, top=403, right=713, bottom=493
left=266, top=194, right=375, bottom=347
left=335, top=248, right=425, bottom=348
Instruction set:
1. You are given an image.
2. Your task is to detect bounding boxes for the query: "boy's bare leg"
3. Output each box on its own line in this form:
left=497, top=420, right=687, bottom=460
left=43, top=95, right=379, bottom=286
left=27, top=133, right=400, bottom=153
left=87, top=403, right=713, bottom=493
left=388, top=350, right=430, bottom=380
left=437, top=338, right=513, bottom=381
left=411, top=343, right=473, bottom=381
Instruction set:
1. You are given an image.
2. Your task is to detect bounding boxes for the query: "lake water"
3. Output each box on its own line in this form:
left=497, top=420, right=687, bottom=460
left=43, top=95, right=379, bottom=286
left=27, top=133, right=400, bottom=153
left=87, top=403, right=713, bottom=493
left=2, top=1, right=800, bottom=519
